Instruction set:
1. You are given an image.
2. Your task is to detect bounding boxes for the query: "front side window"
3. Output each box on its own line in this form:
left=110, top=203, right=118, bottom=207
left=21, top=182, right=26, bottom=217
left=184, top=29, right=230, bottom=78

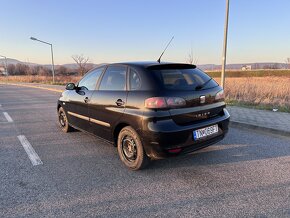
left=99, top=66, right=127, bottom=91
left=78, top=67, right=104, bottom=90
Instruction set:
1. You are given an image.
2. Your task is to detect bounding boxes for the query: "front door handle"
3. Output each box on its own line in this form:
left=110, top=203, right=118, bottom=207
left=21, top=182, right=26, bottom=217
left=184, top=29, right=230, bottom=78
left=84, top=97, right=89, bottom=103
left=115, top=99, right=125, bottom=107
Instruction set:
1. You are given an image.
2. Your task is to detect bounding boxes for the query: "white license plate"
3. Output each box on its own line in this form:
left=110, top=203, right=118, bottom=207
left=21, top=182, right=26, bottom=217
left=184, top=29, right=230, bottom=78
left=193, top=124, right=219, bottom=140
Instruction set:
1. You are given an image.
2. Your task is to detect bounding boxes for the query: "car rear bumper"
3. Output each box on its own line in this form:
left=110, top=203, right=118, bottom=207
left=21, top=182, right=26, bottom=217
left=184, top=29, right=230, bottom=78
left=141, top=108, right=230, bottom=159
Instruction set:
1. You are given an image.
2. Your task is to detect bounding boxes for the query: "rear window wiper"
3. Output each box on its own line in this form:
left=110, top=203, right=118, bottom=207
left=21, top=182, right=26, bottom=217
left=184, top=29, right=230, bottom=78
left=195, top=78, right=213, bottom=90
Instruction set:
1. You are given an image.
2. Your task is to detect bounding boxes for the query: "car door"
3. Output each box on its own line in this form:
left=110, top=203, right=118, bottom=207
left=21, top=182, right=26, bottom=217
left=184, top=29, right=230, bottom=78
left=66, top=67, right=104, bottom=132
left=89, top=65, right=128, bottom=141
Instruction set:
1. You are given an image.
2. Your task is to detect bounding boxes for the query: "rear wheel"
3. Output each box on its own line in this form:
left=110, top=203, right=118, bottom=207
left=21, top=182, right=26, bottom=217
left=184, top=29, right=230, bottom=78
left=58, top=107, right=73, bottom=133
left=117, top=126, right=149, bottom=170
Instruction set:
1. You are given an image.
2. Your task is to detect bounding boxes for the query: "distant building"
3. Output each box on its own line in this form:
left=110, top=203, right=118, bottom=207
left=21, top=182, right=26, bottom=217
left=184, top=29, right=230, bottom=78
left=0, top=66, right=7, bottom=75
left=0, top=66, right=5, bottom=73
left=241, top=65, right=252, bottom=71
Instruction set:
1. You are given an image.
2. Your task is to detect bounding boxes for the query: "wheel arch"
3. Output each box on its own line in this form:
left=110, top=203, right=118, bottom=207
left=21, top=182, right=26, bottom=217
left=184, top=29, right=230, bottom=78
left=113, top=122, right=130, bottom=146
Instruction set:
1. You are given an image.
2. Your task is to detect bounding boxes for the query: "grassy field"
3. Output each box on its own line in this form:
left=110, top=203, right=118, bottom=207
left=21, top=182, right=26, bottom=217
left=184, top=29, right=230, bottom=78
left=206, top=69, right=290, bottom=78
left=214, top=77, right=290, bottom=112
left=1, top=70, right=290, bottom=112
left=0, top=75, right=81, bottom=85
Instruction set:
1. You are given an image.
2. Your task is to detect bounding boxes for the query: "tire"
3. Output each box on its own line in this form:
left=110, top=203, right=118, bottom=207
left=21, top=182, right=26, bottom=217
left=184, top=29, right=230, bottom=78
left=117, top=126, right=149, bottom=170
left=58, top=107, right=73, bottom=133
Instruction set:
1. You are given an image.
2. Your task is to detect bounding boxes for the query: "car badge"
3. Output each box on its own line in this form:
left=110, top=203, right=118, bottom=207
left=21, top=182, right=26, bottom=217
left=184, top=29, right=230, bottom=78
left=200, top=95, right=206, bottom=104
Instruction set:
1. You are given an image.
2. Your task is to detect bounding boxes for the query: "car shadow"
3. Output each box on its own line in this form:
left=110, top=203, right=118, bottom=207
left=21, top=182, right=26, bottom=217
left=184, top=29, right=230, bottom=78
left=147, top=127, right=290, bottom=170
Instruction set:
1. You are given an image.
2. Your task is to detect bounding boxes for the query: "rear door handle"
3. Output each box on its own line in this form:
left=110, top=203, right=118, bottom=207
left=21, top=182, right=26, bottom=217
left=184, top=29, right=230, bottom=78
left=84, top=97, right=89, bottom=103
left=115, top=99, right=125, bottom=106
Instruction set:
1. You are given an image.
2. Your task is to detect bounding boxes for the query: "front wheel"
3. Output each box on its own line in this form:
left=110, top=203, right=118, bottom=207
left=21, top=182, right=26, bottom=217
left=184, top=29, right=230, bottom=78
left=58, top=107, right=73, bottom=133
left=117, top=126, right=149, bottom=170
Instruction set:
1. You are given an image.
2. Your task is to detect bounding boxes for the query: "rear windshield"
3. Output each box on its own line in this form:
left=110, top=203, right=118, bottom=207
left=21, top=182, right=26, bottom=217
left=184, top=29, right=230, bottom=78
left=151, top=68, right=218, bottom=90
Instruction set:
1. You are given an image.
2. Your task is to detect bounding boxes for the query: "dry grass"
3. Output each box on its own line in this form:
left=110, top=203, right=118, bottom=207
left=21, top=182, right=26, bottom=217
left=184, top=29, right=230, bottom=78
left=214, top=77, right=290, bottom=111
left=1, top=75, right=289, bottom=112
left=207, top=69, right=290, bottom=78
left=0, top=75, right=81, bottom=85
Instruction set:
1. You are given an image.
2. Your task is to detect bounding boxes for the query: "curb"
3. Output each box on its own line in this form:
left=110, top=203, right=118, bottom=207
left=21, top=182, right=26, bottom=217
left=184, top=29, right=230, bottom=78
left=230, top=121, right=290, bottom=137
left=1, top=83, right=63, bottom=93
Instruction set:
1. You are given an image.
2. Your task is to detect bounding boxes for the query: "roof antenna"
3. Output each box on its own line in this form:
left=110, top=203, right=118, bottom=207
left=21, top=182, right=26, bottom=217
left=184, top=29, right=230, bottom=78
left=157, top=36, right=174, bottom=63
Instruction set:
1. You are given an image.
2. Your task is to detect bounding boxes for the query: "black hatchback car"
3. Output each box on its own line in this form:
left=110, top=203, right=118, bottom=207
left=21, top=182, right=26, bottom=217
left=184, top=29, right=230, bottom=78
left=57, top=62, right=230, bottom=170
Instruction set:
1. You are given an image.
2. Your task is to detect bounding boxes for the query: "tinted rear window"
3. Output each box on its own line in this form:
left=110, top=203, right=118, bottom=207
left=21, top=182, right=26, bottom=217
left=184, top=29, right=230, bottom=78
left=152, top=68, right=218, bottom=90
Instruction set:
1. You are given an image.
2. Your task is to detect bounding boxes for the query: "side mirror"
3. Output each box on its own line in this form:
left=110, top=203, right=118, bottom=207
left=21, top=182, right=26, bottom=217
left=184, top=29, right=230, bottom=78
left=66, top=83, right=76, bottom=90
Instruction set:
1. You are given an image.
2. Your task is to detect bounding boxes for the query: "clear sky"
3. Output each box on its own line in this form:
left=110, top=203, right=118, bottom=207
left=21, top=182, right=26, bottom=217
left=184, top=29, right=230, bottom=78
left=0, top=0, right=290, bottom=65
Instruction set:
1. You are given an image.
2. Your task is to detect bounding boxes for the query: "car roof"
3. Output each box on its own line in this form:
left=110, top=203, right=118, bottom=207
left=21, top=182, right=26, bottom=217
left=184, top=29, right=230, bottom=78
left=111, top=61, right=196, bottom=69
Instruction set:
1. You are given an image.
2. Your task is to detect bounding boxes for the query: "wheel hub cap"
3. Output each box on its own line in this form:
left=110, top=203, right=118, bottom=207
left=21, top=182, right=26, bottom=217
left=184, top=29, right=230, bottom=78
left=59, top=112, right=66, bottom=127
left=122, top=136, right=137, bottom=161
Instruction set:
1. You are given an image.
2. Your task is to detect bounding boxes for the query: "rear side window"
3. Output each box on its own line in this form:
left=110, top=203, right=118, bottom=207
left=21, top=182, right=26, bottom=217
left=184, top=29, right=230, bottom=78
left=78, top=67, right=104, bottom=90
left=99, top=66, right=127, bottom=91
left=152, top=68, right=218, bottom=90
left=129, top=69, right=141, bottom=90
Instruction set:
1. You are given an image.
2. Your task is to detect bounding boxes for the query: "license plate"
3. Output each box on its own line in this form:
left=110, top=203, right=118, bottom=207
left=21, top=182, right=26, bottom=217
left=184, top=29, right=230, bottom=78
left=193, top=124, right=219, bottom=140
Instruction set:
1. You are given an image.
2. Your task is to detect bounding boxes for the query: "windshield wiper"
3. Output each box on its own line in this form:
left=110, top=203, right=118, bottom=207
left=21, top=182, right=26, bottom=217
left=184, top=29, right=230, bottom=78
left=195, top=78, right=213, bottom=90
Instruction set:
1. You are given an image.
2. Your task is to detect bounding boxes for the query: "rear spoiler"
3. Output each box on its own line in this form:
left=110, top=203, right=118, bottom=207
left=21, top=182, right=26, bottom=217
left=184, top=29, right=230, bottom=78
left=146, top=64, right=196, bottom=70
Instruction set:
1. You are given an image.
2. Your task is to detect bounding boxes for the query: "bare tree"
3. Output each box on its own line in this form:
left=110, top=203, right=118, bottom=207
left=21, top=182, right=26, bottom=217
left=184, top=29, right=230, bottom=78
left=57, top=66, right=68, bottom=75
left=7, top=64, right=16, bottom=75
left=37, top=66, right=50, bottom=76
left=187, top=48, right=194, bottom=65
left=72, top=54, right=91, bottom=76
left=15, top=63, right=30, bottom=75
left=30, top=66, right=41, bottom=75
left=186, top=47, right=198, bottom=65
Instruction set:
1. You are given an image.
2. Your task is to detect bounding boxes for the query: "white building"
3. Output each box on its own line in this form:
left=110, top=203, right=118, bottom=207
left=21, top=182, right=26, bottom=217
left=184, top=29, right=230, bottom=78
left=0, top=66, right=7, bottom=75
left=241, top=65, right=252, bottom=71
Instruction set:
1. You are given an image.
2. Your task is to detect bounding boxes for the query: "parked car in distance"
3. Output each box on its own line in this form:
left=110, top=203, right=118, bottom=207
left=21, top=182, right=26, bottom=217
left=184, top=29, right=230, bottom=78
left=57, top=62, right=230, bottom=170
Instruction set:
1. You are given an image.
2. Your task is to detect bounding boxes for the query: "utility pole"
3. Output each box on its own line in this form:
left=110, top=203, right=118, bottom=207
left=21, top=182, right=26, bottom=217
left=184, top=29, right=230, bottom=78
left=30, top=37, right=55, bottom=83
left=221, top=0, right=230, bottom=89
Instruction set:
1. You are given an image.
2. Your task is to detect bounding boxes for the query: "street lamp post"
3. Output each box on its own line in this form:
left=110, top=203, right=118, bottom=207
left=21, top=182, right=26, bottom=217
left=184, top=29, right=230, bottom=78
left=30, top=37, right=55, bottom=83
left=0, top=55, right=8, bottom=76
left=221, top=0, right=230, bottom=89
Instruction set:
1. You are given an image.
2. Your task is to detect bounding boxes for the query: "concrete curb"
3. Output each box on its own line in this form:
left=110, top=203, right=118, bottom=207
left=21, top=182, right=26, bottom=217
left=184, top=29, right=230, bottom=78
left=230, top=121, right=290, bottom=138
left=1, top=83, right=63, bottom=93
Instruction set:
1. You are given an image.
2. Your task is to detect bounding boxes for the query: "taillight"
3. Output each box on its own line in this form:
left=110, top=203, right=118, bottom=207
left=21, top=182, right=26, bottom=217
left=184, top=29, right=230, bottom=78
left=145, top=97, right=167, bottom=109
left=168, top=148, right=182, bottom=153
left=215, top=90, right=225, bottom=101
left=145, top=97, right=186, bottom=109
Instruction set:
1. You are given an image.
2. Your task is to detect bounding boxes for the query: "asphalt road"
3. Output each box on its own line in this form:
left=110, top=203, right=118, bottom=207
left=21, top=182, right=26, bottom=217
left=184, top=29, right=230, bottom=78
left=1, top=84, right=290, bottom=218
